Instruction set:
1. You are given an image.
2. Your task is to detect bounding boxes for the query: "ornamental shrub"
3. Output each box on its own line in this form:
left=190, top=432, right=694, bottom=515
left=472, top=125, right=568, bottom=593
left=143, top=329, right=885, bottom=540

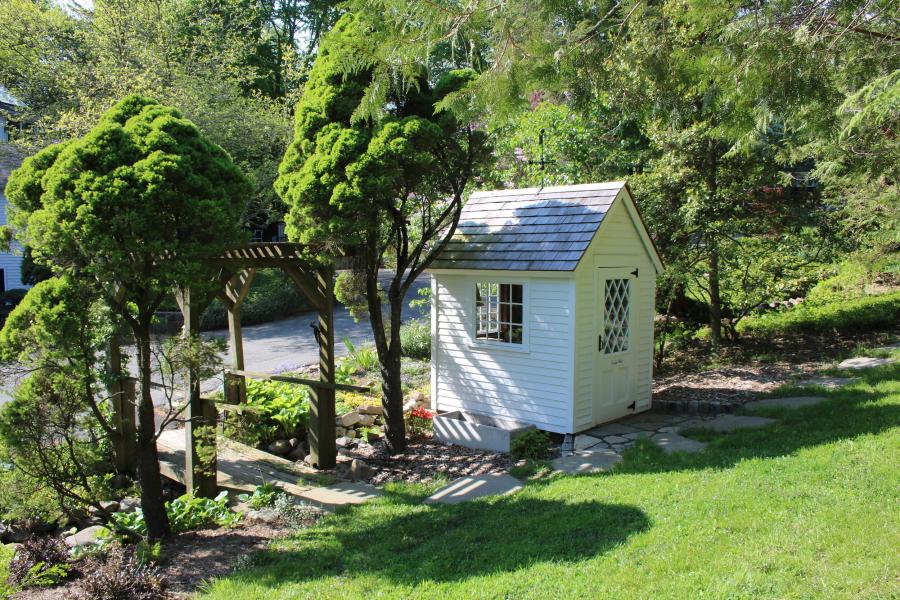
left=510, top=430, right=551, bottom=461
left=6, top=536, right=72, bottom=589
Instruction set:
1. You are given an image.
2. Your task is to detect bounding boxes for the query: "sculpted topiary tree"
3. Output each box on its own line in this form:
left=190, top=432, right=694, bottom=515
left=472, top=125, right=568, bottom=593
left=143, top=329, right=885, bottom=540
left=276, top=14, right=491, bottom=453
left=5, top=95, right=250, bottom=538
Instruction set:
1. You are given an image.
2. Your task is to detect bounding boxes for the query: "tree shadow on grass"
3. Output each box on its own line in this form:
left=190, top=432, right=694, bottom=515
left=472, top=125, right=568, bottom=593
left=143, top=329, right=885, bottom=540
left=233, top=495, right=649, bottom=587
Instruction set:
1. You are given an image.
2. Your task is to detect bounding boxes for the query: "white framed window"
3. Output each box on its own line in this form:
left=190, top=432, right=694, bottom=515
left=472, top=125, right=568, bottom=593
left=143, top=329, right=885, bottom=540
left=475, top=282, right=524, bottom=344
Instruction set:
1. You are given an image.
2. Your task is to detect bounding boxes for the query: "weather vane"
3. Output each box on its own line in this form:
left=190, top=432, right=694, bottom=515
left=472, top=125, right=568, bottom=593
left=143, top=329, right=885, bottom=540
left=524, top=128, right=556, bottom=189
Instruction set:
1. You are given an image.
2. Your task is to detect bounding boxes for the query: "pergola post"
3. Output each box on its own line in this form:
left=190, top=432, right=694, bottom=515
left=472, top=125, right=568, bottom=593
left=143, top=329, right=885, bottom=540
left=176, top=286, right=218, bottom=498
left=221, top=268, right=256, bottom=406
left=309, top=264, right=337, bottom=469
left=107, top=333, right=137, bottom=475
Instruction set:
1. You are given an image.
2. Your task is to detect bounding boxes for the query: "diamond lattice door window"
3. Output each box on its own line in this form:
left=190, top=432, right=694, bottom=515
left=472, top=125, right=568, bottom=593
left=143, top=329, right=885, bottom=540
left=602, top=278, right=630, bottom=354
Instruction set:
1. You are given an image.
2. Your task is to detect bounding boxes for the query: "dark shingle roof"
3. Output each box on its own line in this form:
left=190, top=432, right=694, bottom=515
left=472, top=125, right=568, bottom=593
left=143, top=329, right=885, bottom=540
left=430, top=182, right=626, bottom=271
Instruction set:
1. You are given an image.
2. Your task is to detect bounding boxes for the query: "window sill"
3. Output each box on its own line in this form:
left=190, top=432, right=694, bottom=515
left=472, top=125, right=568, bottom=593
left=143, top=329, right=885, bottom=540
left=467, top=340, right=531, bottom=354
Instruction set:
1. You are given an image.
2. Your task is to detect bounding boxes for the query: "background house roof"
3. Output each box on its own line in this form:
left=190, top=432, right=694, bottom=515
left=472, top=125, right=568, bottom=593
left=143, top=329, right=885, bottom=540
left=430, top=182, right=626, bottom=271
left=0, top=86, right=23, bottom=110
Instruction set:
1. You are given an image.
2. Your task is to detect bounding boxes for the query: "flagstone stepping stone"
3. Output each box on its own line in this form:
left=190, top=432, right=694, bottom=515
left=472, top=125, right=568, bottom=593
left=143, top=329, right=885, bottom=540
left=650, top=432, right=707, bottom=454
left=838, top=356, right=896, bottom=370
left=574, top=434, right=603, bottom=451
left=585, top=422, right=640, bottom=437
left=744, top=396, right=827, bottom=411
left=603, top=435, right=630, bottom=444
left=680, top=414, right=775, bottom=433
left=796, top=376, right=859, bottom=388
left=551, top=449, right=622, bottom=474
left=425, top=473, right=523, bottom=504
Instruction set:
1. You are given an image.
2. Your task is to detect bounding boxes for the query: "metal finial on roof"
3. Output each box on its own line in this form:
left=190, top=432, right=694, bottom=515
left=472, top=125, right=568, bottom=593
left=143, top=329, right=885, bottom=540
left=524, top=128, right=556, bottom=189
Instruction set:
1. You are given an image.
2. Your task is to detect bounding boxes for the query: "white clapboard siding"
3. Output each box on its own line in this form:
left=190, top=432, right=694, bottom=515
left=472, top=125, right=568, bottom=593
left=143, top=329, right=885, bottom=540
left=571, top=196, right=656, bottom=431
left=432, top=274, right=575, bottom=433
left=0, top=194, right=25, bottom=292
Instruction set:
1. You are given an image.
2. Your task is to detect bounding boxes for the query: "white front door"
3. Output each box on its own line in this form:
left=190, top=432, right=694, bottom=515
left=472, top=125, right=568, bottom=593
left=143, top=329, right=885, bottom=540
left=593, top=267, right=636, bottom=424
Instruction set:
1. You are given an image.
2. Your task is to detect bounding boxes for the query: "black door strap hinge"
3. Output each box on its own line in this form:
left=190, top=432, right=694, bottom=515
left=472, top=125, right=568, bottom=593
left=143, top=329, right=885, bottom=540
left=631, top=268, right=639, bottom=278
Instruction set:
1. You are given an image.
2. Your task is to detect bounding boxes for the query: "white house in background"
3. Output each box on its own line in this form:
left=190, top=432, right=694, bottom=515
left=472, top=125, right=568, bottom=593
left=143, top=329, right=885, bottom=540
left=0, top=86, right=26, bottom=294
left=427, top=181, right=663, bottom=435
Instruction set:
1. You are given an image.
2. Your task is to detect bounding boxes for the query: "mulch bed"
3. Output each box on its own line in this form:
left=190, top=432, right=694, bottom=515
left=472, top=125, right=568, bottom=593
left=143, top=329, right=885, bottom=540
left=341, top=437, right=513, bottom=485
left=652, top=361, right=825, bottom=405
left=13, top=522, right=292, bottom=599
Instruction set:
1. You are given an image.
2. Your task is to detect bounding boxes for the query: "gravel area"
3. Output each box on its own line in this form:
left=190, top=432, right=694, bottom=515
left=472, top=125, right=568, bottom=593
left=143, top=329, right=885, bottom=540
left=341, top=437, right=513, bottom=485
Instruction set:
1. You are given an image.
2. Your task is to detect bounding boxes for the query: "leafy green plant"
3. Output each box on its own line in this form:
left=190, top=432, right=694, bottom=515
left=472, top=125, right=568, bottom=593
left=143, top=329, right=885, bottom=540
left=6, top=536, right=71, bottom=589
left=0, top=543, right=14, bottom=597
left=342, top=338, right=380, bottom=373
left=399, top=319, right=431, bottom=360
left=134, top=541, right=163, bottom=567
left=237, top=483, right=282, bottom=510
left=226, top=379, right=311, bottom=446
left=510, top=430, right=552, bottom=461
left=109, top=492, right=241, bottom=536
left=166, top=492, right=241, bottom=533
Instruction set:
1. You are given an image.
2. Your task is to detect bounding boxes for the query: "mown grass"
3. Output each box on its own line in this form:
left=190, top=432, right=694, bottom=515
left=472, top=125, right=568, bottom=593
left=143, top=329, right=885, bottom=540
left=202, top=361, right=900, bottom=599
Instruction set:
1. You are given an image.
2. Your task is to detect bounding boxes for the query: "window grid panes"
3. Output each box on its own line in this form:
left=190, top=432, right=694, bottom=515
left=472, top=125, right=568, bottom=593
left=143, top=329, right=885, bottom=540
left=475, top=282, right=524, bottom=344
left=602, top=278, right=630, bottom=354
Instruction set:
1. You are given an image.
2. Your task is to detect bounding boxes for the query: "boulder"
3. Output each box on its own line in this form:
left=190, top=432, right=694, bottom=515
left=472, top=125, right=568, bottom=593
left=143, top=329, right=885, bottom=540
left=287, top=446, right=307, bottom=462
left=358, top=404, right=383, bottom=415
left=99, top=500, right=120, bottom=514
left=118, top=498, right=141, bottom=513
left=267, top=440, right=293, bottom=456
left=64, top=525, right=109, bottom=548
left=0, top=521, right=27, bottom=543
left=289, top=438, right=301, bottom=449
left=303, top=454, right=315, bottom=466
left=335, top=436, right=357, bottom=449
left=345, top=429, right=357, bottom=439
left=349, top=459, right=376, bottom=481
left=357, top=414, right=376, bottom=427
left=335, top=426, right=347, bottom=437
left=340, top=412, right=362, bottom=427
left=246, top=508, right=280, bottom=525
left=402, top=399, right=417, bottom=413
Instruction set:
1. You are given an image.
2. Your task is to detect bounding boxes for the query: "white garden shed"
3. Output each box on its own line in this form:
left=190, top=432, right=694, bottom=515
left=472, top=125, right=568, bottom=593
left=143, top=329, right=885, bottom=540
left=427, top=181, right=663, bottom=437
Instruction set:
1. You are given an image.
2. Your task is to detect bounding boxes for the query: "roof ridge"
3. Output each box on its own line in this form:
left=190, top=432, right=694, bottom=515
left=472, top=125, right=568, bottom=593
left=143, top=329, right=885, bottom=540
left=469, top=181, right=626, bottom=198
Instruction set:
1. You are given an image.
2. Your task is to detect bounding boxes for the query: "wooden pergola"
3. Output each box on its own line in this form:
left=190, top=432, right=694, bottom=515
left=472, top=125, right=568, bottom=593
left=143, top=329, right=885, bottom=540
left=110, top=242, right=363, bottom=497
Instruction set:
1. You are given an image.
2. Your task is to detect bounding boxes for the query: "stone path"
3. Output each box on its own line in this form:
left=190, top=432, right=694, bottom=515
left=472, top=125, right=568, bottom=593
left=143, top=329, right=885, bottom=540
left=838, top=356, right=896, bottom=370
left=550, top=449, right=622, bottom=474
left=425, top=473, right=523, bottom=504
left=794, top=376, right=859, bottom=388
left=157, top=429, right=381, bottom=511
left=744, top=396, right=826, bottom=411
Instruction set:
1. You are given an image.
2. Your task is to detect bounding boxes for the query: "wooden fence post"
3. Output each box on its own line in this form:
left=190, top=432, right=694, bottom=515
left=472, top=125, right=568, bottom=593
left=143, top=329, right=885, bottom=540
left=177, top=286, right=218, bottom=498
left=309, top=264, right=337, bottom=469
left=107, top=335, right=137, bottom=475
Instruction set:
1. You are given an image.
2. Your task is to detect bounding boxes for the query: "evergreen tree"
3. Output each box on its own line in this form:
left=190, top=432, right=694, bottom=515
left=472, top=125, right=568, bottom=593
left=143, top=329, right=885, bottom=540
left=276, top=14, right=490, bottom=452
left=5, top=95, right=250, bottom=538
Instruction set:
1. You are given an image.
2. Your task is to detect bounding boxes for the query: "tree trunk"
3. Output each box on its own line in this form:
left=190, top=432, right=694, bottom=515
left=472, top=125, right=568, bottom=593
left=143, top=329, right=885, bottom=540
left=365, top=265, right=407, bottom=454
left=708, top=244, right=722, bottom=348
left=134, top=325, right=171, bottom=540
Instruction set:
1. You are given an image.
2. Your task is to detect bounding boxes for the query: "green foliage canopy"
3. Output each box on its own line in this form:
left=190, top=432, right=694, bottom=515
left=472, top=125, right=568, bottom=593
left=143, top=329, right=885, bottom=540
left=6, top=95, right=250, bottom=322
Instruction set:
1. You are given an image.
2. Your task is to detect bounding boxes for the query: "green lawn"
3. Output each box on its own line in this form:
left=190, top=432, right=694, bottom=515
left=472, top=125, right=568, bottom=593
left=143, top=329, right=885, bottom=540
left=202, top=360, right=900, bottom=599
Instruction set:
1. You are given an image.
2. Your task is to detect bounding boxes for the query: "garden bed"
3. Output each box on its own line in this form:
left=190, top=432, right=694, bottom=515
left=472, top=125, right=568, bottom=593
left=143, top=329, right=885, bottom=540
left=339, top=436, right=513, bottom=486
